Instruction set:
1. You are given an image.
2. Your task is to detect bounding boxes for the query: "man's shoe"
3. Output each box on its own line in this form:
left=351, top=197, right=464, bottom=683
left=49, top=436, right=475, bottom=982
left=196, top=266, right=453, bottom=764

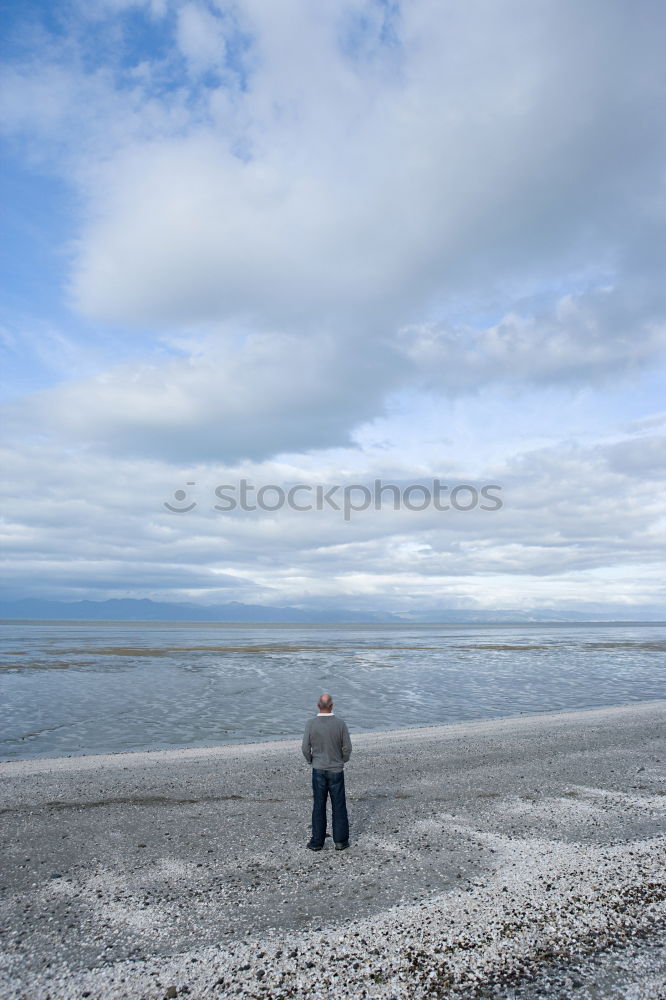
left=334, top=841, right=350, bottom=851
left=306, top=841, right=323, bottom=851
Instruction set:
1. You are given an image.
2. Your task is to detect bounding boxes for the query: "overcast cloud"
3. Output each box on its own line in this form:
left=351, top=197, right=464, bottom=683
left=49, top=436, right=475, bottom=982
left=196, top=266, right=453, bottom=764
left=1, top=0, right=665, bottom=613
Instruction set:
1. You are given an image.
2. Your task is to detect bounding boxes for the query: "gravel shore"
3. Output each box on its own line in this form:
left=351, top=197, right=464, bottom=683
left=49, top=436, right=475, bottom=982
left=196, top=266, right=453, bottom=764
left=1, top=701, right=664, bottom=999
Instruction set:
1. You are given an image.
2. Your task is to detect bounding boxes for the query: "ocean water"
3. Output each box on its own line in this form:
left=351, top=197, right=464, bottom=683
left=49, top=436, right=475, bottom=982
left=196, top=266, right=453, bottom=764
left=0, top=620, right=664, bottom=761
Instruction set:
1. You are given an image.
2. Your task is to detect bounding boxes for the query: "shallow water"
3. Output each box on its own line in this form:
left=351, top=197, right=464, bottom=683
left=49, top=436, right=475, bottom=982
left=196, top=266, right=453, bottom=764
left=0, top=620, right=664, bottom=760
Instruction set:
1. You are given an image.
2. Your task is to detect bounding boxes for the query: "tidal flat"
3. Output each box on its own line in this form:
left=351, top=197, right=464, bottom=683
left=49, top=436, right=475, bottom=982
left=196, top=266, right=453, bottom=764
left=2, top=620, right=665, bottom=761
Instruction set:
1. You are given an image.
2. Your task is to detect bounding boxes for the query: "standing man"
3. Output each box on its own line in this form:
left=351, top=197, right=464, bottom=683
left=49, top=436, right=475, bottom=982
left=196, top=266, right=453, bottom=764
left=302, top=693, right=352, bottom=851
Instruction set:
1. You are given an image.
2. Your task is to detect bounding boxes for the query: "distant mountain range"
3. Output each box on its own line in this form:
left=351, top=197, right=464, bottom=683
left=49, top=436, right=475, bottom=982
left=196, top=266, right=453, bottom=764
left=0, top=598, right=662, bottom=623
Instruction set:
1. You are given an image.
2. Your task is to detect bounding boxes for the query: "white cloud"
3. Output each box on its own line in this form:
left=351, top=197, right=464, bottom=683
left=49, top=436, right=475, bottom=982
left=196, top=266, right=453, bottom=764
left=4, top=0, right=662, bottom=343
left=2, top=0, right=666, bottom=610
left=0, top=64, right=81, bottom=138
left=400, top=286, right=666, bottom=392
left=177, top=3, right=228, bottom=72
left=2, top=426, right=665, bottom=610
left=6, top=328, right=403, bottom=461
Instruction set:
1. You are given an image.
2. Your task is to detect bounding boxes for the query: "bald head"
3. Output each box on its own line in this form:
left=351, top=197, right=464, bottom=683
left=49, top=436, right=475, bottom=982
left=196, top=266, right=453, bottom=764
left=317, top=693, right=333, bottom=712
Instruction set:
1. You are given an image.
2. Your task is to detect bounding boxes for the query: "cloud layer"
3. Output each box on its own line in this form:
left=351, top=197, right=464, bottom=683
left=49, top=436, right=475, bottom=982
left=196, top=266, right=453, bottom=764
left=1, top=0, right=665, bottom=609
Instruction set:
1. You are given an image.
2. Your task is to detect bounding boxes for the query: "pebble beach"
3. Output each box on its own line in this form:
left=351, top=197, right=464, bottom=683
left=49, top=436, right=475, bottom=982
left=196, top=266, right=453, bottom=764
left=1, top=700, right=664, bottom=999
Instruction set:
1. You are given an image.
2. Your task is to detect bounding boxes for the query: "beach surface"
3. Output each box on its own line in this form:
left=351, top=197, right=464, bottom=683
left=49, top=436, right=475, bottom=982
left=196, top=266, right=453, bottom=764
left=1, top=701, right=664, bottom=999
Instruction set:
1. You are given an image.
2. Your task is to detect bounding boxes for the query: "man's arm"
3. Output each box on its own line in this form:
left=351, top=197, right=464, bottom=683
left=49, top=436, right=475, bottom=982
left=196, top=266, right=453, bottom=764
left=301, top=722, right=313, bottom=764
left=341, top=721, right=352, bottom=763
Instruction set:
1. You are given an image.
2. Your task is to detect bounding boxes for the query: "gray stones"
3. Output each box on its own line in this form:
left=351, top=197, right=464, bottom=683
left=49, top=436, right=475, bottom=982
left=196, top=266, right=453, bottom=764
left=1, top=701, right=664, bottom=999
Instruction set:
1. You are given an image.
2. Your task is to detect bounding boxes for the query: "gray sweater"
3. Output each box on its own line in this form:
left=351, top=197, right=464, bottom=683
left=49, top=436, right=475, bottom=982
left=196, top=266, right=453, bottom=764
left=301, top=715, right=352, bottom=772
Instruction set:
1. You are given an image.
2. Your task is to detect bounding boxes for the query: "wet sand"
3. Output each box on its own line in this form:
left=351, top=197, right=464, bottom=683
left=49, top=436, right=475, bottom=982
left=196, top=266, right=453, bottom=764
left=0, top=701, right=664, bottom=999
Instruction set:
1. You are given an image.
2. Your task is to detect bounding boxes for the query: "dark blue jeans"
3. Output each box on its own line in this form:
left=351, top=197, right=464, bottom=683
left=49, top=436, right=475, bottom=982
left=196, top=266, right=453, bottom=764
left=311, top=768, right=349, bottom=846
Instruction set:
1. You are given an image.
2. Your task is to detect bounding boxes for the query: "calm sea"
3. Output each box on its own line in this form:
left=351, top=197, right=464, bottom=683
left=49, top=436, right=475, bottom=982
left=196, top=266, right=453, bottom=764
left=0, top=620, right=664, bottom=761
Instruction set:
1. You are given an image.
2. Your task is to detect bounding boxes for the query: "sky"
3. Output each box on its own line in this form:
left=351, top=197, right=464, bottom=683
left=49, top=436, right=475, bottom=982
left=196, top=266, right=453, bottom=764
left=1, top=0, right=665, bottom=615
